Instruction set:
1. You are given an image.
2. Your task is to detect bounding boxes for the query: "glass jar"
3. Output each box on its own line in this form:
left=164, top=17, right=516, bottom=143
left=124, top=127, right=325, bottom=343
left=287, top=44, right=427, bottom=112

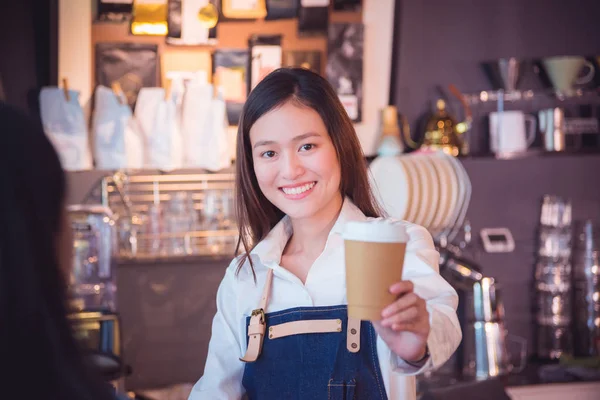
left=69, top=219, right=116, bottom=312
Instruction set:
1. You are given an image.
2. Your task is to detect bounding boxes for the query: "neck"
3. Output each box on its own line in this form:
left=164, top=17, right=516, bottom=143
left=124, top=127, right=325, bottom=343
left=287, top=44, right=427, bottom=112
left=285, top=193, right=344, bottom=257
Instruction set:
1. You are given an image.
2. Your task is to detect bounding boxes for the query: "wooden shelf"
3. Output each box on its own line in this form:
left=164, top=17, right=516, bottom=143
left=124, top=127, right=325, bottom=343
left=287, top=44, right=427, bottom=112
left=458, top=148, right=600, bottom=161
left=365, top=149, right=600, bottom=165
left=463, top=88, right=600, bottom=106
left=116, top=253, right=232, bottom=266
left=91, top=9, right=362, bottom=91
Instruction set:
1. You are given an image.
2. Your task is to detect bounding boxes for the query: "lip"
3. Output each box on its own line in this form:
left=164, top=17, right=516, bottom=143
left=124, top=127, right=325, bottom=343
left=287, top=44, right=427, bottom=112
left=279, top=181, right=317, bottom=200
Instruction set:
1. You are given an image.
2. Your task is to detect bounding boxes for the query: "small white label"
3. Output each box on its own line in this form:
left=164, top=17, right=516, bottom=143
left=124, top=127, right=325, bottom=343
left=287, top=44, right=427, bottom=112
left=180, top=0, right=210, bottom=44
left=338, top=94, right=358, bottom=120
left=565, top=118, right=599, bottom=135
left=301, top=0, right=330, bottom=7
left=480, top=228, right=515, bottom=253
left=251, top=45, right=282, bottom=90
left=133, top=0, right=166, bottom=5
left=102, top=0, right=133, bottom=4
left=232, top=0, right=259, bottom=10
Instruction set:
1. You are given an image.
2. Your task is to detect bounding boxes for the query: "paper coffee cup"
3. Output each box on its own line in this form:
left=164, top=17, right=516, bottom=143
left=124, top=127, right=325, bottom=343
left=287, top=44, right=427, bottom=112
left=343, top=219, right=408, bottom=321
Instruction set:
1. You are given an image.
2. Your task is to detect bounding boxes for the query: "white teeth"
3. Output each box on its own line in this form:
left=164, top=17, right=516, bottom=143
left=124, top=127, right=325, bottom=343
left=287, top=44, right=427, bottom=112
left=282, top=182, right=315, bottom=195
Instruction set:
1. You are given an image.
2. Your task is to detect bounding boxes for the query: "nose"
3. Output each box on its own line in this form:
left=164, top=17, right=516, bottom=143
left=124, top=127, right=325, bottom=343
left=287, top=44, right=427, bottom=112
left=281, top=151, right=305, bottom=181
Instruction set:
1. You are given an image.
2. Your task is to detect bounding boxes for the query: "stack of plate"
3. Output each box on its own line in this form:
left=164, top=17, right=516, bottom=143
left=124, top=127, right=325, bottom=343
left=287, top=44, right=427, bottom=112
left=368, top=151, right=471, bottom=242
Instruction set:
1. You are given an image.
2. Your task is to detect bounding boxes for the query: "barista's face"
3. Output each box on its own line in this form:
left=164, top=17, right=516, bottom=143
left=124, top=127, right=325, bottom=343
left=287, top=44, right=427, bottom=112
left=250, top=101, right=342, bottom=221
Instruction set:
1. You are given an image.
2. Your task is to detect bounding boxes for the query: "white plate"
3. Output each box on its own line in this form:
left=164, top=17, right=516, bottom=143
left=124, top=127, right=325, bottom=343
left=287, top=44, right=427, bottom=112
left=368, top=156, right=410, bottom=220
left=433, top=152, right=460, bottom=233
left=441, top=154, right=465, bottom=239
left=428, top=154, right=452, bottom=233
left=445, top=154, right=471, bottom=243
left=406, top=155, right=430, bottom=226
left=398, top=156, right=419, bottom=223
left=413, top=154, right=439, bottom=230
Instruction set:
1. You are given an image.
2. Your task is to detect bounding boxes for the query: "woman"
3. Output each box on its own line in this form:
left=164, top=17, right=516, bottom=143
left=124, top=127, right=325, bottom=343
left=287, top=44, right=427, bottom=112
left=190, top=68, right=461, bottom=399
left=0, top=102, right=115, bottom=400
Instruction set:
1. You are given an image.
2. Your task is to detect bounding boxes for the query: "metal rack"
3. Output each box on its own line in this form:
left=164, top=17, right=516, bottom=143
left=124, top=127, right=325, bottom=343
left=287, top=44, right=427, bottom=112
left=461, top=88, right=600, bottom=107
left=98, top=171, right=238, bottom=259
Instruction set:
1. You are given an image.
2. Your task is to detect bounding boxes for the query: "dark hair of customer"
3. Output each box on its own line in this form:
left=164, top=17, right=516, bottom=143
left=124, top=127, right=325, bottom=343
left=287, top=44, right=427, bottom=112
left=0, top=102, right=114, bottom=400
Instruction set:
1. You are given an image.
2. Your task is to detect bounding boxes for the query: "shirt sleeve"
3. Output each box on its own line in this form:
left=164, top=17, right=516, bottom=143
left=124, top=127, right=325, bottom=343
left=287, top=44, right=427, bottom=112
left=188, top=259, right=246, bottom=400
left=378, top=222, right=462, bottom=375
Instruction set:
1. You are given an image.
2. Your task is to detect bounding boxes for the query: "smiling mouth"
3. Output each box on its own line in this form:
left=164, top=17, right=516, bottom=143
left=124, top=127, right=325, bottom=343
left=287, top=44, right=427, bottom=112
left=280, top=181, right=316, bottom=195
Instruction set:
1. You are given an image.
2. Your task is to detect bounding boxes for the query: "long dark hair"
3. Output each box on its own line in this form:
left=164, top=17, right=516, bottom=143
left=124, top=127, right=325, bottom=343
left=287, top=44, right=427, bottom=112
left=0, top=103, right=113, bottom=399
left=235, top=68, right=383, bottom=275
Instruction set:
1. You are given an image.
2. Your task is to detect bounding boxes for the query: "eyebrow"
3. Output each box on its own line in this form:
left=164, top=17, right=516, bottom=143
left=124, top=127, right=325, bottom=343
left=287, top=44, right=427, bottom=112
left=252, top=132, right=322, bottom=149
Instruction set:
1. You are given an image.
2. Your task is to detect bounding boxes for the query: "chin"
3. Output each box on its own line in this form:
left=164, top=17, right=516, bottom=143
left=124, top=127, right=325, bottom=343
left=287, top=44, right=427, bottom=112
left=280, top=203, right=322, bottom=220
left=267, top=197, right=311, bottom=218
left=267, top=193, right=323, bottom=220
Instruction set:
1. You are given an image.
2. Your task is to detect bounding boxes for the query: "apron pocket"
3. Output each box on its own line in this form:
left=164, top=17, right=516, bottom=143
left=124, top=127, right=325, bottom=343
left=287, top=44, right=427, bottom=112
left=327, top=378, right=356, bottom=400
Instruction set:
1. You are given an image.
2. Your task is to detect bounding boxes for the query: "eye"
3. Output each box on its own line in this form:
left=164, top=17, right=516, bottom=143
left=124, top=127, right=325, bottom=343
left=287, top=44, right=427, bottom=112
left=299, top=144, right=315, bottom=152
left=261, top=150, right=276, bottom=158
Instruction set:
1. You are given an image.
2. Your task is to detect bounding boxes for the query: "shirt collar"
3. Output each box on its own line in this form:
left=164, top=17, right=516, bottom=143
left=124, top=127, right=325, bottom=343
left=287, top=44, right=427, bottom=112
left=250, top=197, right=368, bottom=265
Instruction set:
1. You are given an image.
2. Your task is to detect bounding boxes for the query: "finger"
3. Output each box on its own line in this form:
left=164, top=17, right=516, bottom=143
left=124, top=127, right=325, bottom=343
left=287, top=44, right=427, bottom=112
left=392, top=318, right=430, bottom=333
left=381, top=293, right=419, bottom=318
left=389, top=280, right=414, bottom=295
left=392, top=321, right=413, bottom=331
left=381, top=306, right=419, bottom=327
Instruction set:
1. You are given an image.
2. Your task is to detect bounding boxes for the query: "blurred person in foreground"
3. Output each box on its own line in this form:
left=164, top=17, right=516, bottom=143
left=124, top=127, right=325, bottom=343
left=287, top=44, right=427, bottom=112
left=0, top=102, right=116, bottom=400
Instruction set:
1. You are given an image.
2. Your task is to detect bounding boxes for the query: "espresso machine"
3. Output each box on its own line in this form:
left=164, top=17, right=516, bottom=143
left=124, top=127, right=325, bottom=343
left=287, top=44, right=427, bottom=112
left=66, top=205, right=129, bottom=392
left=435, top=246, right=527, bottom=382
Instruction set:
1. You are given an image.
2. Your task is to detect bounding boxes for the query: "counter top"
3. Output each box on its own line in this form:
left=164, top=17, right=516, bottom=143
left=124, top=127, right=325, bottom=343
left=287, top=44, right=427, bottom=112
left=116, top=253, right=232, bottom=266
left=418, top=362, right=600, bottom=400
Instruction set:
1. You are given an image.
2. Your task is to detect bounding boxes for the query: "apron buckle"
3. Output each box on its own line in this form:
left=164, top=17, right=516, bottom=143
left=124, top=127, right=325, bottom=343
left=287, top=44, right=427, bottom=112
left=240, top=308, right=267, bottom=363
left=251, top=308, right=265, bottom=324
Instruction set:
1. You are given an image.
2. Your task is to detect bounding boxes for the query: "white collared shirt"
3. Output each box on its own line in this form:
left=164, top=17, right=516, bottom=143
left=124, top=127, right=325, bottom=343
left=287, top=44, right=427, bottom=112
left=189, top=199, right=462, bottom=400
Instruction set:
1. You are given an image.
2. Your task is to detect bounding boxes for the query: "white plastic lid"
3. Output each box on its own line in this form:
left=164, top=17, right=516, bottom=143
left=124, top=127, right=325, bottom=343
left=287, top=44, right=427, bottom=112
left=342, top=218, right=408, bottom=243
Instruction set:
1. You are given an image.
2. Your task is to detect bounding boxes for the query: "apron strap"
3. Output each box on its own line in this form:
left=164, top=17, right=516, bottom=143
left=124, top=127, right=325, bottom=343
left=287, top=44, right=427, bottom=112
left=240, top=268, right=274, bottom=363
left=241, top=269, right=362, bottom=362
left=330, top=320, right=365, bottom=385
left=347, top=318, right=361, bottom=353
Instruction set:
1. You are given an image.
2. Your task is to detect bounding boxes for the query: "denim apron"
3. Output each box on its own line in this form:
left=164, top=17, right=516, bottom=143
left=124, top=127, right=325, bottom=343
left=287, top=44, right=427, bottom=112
left=240, top=269, right=388, bottom=400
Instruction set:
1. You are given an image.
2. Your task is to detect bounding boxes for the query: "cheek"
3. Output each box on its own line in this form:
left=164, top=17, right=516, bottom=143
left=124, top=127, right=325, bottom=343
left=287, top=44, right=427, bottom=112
left=333, top=163, right=342, bottom=185
left=314, top=147, right=341, bottom=182
left=253, top=159, right=277, bottom=190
